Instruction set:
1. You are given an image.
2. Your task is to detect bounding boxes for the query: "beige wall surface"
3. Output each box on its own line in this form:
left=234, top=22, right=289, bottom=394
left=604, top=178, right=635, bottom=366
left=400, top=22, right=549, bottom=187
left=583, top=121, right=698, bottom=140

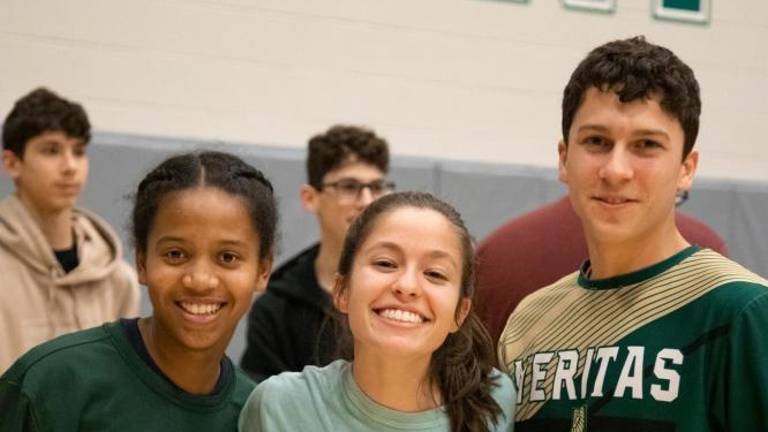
left=1, top=0, right=767, bottom=181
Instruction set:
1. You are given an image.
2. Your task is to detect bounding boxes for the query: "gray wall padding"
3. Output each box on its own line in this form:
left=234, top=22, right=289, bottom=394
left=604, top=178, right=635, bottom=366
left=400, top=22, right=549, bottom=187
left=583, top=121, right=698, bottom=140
left=2, top=131, right=767, bottom=362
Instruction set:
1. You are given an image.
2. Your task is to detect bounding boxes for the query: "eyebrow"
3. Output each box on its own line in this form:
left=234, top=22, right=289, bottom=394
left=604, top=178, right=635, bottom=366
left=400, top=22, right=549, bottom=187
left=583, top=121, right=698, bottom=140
left=633, top=129, right=670, bottom=139
left=155, top=237, right=247, bottom=247
left=368, top=241, right=459, bottom=271
left=576, top=124, right=610, bottom=134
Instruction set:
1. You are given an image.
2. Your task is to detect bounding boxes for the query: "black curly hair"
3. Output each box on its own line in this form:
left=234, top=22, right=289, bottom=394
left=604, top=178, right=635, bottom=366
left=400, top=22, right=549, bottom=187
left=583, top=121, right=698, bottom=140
left=131, top=151, right=278, bottom=260
left=2, top=87, right=91, bottom=157
left=306, top=125, right=389, bottom=188
left=562, top=36, right=701, bottom=158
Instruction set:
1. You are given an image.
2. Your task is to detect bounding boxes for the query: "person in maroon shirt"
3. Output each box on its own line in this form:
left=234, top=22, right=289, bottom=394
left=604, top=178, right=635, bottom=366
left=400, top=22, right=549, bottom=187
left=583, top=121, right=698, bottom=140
left=476, top=195, right=728, bottom=343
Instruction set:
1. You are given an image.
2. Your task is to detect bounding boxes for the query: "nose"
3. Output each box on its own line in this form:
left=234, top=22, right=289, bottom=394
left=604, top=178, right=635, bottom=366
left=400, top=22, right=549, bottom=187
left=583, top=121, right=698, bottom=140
left=181, top=263, right=220, bottom=293
left=599, top=146, right=634, bottom=184
left=356, top=186, right=375, bottom=208
left=393, top=267, right=421, bottom=299
left=61, top=150, right=77, bottom=173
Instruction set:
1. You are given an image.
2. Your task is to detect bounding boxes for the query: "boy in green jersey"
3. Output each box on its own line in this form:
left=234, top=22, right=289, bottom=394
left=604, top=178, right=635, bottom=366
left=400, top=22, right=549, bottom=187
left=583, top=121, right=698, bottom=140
left=498, top=36, right=768, bottom=431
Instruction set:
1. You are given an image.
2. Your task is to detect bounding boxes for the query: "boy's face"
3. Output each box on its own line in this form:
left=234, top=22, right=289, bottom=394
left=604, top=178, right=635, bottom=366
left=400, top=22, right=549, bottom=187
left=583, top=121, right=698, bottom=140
left=302, top=161, right=389, bottom=248
left=558, top=87, right=698, bottom=246
left=2, top=131, right=89, bottom=214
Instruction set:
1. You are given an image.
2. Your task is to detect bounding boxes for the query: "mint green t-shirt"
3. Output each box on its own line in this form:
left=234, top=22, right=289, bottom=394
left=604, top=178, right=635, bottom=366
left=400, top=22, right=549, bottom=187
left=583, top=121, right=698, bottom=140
left=239, top=359, right=515, bottom=431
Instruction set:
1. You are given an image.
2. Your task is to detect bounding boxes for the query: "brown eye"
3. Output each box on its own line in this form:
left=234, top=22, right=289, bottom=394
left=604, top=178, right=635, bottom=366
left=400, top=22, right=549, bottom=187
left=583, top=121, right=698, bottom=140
left=219, top=251, right=240, bottom=266
left=337, top=180, right=362, bottom=195
left=163, top=249, right=187, bottom=263
left=425, top=270, right=448, bottom=282
left=41, top=146, right=60, bottom=155
left=373, top=259, right=397, bottom=270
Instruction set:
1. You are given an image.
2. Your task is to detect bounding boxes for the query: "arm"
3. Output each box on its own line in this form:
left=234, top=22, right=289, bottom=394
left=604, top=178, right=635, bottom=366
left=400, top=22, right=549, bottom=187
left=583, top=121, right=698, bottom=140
left=238, top=384, right=266, bottom=432
left=238, top=379, right=294, bottom=431
left=722, top=292, right=768, bottom=430
left=0, top=379, right=41, bottom=432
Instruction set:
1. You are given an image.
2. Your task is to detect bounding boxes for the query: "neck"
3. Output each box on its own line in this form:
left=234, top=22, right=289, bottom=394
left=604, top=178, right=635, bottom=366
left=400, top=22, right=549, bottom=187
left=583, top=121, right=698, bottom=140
left=352, top=346, right=439, bottom=412
left=17, top=192, right=74, bottom=250
left=585, top=219, right=690, bottom=279
left=315, top=237, right=342, bottom=293
left=138, top=317, right=222, bottom=395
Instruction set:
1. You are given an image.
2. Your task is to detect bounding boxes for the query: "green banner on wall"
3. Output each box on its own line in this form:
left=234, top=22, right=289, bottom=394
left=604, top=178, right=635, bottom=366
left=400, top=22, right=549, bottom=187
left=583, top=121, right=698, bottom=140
left=654, top=0, right=710, bottom=24
left=663, top=0, right=700, bottom=12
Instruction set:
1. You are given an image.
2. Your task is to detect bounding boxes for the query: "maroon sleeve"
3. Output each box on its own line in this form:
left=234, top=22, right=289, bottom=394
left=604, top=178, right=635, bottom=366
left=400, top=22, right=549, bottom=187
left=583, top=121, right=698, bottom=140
left=675, top=212, right=729, bottom=257
left=476, top=197, right=587, bottom=343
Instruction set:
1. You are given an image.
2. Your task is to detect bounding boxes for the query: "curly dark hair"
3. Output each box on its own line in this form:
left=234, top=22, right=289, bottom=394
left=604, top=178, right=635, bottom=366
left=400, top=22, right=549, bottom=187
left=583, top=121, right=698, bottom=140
left=562, top=36, right=701, bottom=158
left=131, top=151, right=278, bottom=260
left=2, top=87, right=91, bottom=157
left=306, top=125, right=389, bottom=188
left=335, top=192, right=503, bottom=432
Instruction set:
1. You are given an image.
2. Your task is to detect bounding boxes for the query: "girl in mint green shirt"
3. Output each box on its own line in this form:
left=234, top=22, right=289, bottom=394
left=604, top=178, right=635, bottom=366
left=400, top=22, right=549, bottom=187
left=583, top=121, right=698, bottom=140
left=240, top=192, right=514, bottom=432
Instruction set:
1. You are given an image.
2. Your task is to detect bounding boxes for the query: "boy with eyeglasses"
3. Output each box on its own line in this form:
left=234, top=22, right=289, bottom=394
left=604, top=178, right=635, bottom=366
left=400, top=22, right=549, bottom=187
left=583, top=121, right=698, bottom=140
left=241, top=125, right=393, bottom=381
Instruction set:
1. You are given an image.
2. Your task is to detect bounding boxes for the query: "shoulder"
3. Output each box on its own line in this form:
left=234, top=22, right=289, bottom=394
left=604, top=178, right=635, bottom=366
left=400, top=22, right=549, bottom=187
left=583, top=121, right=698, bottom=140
left=263, top=360, right=344, bottom=394
left=489, top=368, right=516, bottom=407
left=497, top=272, right=579, bottom=366
left=107, top=260, right=139, bottom=288
left=513, top=271, right=580, bottom=315
left=72, top=207, right=121, bottom=248
left=488, top=368, right=516, bottom=431
left=253, top=360, right=345, bottom=405
left=682, top=249, right=768, bottom=309
left=270, top=245, right=319, bottom=282
left=3, top=325, right=113, bottom=387
left=230, top=364, right=258, bottom=405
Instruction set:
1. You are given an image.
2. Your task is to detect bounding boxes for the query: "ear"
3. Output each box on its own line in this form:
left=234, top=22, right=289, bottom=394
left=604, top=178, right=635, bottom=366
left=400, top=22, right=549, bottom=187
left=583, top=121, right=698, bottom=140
left=332, top=274, right=349, bottom=313
left=300, top=184, right=320, bottom=214
left=451, top=297, right=472, bottom=332
left=254, top=256, right=274, bottom=292
left=135, top=250, right=148, bottom=286
left=557, top=140, right=569, bottom=184
left=677, top=149, right=699, bottom=193
left=2, top=150, right=23, bottom=179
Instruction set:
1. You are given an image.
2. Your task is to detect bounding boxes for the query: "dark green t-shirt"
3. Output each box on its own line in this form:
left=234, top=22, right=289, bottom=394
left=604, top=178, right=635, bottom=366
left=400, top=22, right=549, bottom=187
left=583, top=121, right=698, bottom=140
left=0, top=321, right=255, bottom=431
left=499, top=247, right=768, bottom=431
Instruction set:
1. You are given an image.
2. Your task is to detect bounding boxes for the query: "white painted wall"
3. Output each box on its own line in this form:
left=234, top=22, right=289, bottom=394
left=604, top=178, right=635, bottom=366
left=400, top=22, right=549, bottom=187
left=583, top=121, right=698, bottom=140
left=1, top=0, right=767, bottom=181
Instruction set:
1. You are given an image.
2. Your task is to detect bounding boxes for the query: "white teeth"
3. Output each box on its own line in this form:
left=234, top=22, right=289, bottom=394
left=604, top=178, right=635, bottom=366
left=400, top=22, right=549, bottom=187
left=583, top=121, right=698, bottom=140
left=379, top=308, right=424, bottom=323
left=180, top=302, right=222, bottom=315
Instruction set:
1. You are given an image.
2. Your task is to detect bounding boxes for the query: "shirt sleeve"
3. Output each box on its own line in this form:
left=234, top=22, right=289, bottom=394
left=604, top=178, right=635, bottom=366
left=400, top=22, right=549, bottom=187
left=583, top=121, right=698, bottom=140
left=238, top=384, right=265, bottom=432
left=722, top=291, right=768, bottom=430
left=0, top=379, right=41, bottom=432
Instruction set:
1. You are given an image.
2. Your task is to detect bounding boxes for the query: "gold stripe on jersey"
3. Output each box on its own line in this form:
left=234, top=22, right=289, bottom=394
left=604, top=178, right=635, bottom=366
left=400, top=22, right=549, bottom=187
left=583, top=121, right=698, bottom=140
left=498, top=249, right=768, bottom=421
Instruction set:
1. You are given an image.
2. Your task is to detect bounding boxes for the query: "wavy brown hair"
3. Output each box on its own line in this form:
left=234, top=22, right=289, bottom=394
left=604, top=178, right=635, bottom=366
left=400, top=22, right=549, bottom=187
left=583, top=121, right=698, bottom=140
left=334, top=191, right=503, bottom=432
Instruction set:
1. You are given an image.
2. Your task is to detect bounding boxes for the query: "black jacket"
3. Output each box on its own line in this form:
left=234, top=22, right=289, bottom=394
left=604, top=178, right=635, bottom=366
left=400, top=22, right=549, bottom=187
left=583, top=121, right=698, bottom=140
left=240, top=244, right=341, bottom=382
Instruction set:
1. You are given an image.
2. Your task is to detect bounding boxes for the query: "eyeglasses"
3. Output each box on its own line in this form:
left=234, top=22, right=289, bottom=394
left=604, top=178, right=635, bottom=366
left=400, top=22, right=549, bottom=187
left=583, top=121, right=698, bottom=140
left=320, top=178, right=396, bottom=201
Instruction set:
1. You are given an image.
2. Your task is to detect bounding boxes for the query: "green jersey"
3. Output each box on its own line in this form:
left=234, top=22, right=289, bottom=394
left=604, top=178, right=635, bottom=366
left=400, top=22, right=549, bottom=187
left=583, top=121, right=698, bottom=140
left=0, top=321, right=255, bottom=431
left=498, top=246, right=768, bottom=431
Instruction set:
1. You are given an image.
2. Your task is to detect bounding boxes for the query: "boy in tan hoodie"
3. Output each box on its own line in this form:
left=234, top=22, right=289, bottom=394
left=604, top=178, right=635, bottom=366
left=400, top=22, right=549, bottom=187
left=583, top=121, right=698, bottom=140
left=0, top=87, right=139, bottom=373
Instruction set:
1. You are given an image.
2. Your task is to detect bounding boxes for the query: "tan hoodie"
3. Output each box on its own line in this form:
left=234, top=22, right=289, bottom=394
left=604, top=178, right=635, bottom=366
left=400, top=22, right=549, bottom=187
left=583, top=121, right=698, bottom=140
left=0, top=195, right=140, bottom=373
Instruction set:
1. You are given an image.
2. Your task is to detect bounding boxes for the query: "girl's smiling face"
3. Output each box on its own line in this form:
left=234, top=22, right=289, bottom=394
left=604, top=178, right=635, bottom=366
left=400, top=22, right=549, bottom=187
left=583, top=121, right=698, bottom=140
left=336, top=206, right=470, bottom=359
left=137, top=186, right=271, bottom=355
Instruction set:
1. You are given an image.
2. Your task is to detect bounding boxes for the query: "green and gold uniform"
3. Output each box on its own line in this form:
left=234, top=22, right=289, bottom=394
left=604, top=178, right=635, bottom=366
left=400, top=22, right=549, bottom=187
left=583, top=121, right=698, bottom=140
left=499, top=246, right=768, bottom=431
